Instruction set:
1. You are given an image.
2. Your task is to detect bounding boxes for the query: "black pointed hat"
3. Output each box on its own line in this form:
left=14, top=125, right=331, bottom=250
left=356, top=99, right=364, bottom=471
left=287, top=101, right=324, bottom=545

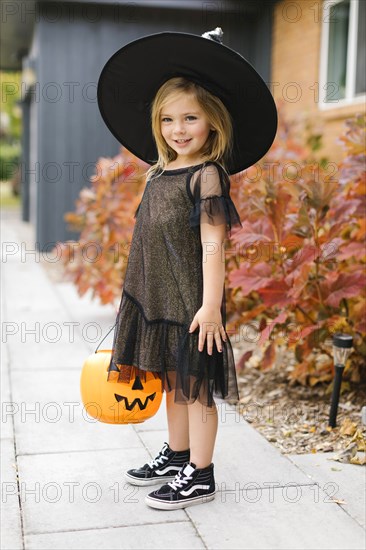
left=97, top=27, right=278, bottom=175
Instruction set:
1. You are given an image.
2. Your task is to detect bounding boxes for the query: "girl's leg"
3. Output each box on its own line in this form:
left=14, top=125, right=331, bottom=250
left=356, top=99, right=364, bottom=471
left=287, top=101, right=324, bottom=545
left=165, top=373, right=189, bottom=451
left=188, top=384, right=218, bottom=468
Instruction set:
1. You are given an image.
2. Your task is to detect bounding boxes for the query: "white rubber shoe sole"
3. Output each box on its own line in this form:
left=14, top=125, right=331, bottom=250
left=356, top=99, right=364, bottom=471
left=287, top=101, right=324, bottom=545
left=145, top=491, right=216, bottom=509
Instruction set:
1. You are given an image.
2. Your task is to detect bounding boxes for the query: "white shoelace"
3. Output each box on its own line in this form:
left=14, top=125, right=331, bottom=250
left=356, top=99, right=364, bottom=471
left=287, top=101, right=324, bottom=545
left=147, top=453, right=168, bottom=469
left=147, top=444, right=170, bottom=469
left=168, top=471, right=193, bottom=491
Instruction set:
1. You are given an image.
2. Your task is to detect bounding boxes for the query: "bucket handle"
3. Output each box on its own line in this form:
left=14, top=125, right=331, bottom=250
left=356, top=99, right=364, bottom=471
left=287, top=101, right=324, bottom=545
left=95, top=320, right=117, bottom=353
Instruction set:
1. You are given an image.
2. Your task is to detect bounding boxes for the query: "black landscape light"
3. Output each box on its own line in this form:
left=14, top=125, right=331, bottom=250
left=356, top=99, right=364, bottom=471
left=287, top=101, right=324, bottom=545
left=328, top=332, right=353, bottom=428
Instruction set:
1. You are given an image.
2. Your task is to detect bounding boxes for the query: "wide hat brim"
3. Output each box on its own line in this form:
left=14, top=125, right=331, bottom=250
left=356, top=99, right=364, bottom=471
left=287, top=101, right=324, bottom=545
left=97, top=31, right=278, bottom=175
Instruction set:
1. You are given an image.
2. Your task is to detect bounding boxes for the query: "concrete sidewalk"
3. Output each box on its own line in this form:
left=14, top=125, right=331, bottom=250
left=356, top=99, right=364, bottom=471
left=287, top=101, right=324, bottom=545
left=1, top=208, right=365, bottom=550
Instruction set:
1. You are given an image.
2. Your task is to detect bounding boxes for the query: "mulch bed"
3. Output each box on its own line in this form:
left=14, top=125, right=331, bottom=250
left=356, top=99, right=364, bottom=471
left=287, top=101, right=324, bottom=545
left=232, top=344, right=366, bottom=463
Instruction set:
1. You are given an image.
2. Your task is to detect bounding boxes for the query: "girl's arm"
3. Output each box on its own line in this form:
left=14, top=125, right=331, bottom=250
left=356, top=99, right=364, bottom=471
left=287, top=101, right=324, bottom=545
left=201, top=221, right=226, bottom=308
left=189, top=221, right=228, bottom=355
left=188, top=162, right=242, bottom=354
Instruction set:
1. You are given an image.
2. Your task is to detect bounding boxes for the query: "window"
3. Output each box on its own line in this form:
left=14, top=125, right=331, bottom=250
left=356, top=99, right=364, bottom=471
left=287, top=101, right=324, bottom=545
left=320, top=0, right=365, bottom=107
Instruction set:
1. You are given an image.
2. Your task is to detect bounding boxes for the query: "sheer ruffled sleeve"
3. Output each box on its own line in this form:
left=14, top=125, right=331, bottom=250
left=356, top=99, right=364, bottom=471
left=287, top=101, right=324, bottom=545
left=188, top=162, right=243, bottom=237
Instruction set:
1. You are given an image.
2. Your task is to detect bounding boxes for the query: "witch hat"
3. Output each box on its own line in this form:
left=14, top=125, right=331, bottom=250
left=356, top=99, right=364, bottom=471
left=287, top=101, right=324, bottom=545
left=97, top=27, right=278, bottom=175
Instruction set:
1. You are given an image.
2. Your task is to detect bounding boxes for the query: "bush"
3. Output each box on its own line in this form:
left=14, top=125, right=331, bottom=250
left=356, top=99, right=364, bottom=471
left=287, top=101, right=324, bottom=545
left=55, top=148, right=149, bottom=304
left=227, top=108, right=366, bottom=387
left=0, top=142, right=21, bottom=181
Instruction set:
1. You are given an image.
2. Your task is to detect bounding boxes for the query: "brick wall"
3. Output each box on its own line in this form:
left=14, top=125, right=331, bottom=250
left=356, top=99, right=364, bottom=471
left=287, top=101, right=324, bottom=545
left=272, top=0, right=365, bottom=164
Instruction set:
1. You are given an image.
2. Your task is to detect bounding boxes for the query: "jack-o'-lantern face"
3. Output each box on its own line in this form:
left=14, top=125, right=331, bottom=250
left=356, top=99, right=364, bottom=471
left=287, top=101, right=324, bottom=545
left=80, top=350, right=163, bottom=424
left=114, top=373, right=157, bottom=411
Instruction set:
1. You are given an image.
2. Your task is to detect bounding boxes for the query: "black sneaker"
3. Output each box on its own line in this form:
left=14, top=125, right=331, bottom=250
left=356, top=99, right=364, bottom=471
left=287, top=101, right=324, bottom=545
left=124, top=442, right=190, bottom=486
left=145, top=461, right=216, bottom=509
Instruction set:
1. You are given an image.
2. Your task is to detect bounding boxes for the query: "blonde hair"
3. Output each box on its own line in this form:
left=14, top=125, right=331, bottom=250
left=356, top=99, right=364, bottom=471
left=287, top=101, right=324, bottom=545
left=144, top=77, right=234, bottom=182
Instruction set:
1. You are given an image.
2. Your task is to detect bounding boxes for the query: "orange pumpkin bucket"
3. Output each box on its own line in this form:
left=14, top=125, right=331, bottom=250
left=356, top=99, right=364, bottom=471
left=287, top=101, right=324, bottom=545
left=80, top=325, right=163, bottom=424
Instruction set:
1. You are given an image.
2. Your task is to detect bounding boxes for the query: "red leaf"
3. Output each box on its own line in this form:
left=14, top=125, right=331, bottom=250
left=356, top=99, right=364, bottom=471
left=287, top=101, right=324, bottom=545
left=338, top=241, right=366, bottom=261
left=257, top=280, right=293, bottom=308
left=258, top=310, right=289, bottom=345
left=231, top=219, right=273, bottom=245
left=323, top=272, right=366, bottom=307
left=261, top=342, right=276, bottom=370
left=228, top=262, right=272, bottom=294
left=319, top=238, right=344, bottom=262
left=236, top=350, right=253, bottom=371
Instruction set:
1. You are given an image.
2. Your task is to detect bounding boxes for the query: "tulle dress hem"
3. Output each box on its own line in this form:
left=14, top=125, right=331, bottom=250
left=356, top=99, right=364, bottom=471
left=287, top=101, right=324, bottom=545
left=107, top=288, right=240, bottom=408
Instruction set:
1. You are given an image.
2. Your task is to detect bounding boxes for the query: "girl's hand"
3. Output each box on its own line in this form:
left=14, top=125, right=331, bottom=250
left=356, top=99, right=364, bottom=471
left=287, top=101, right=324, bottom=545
left=189, top=305, right=227, bottom=355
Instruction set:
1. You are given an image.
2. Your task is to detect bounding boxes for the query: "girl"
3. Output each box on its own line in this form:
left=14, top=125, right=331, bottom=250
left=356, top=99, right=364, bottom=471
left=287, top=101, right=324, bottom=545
left=97, top=28, right=277, bottom=510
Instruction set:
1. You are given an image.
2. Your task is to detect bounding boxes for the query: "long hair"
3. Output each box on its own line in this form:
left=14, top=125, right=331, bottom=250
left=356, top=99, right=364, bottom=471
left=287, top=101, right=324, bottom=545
left=144, top=77, right=234, bottom=182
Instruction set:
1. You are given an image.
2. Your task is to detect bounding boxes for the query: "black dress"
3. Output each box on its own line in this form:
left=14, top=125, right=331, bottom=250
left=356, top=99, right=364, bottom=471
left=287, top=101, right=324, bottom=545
left=107, top=160, right=243, bottom=407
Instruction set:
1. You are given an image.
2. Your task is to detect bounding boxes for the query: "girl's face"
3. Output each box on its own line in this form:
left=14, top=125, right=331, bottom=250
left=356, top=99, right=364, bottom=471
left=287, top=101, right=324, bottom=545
left=160, top=93, right=214, bottom=164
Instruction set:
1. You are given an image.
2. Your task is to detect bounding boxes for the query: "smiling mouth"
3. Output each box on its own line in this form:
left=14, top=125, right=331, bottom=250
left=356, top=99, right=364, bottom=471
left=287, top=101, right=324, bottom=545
left=114, top=392, right=156, bottom=411
left=174, top=139, right=192, bottom=143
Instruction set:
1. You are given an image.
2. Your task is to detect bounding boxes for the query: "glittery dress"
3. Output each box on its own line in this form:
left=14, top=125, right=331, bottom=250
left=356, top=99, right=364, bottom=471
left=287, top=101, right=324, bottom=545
left=107, top=160, right=243, bottom=406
